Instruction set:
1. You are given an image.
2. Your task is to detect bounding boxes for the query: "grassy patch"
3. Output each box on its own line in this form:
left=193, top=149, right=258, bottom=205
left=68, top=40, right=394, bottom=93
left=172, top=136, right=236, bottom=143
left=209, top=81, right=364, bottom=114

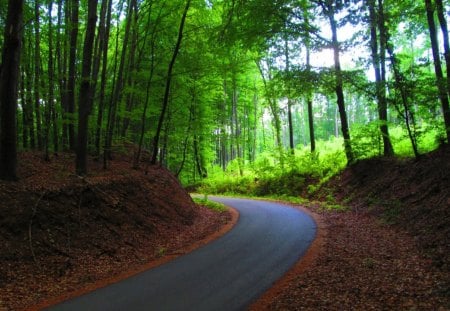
left=192, top=196, right=228, bottom=212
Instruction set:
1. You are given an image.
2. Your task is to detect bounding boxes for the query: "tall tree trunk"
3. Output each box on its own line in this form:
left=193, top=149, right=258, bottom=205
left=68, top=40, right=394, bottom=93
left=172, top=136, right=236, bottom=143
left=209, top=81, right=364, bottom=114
left=104, top=0, right=134, bottom=168
left=66, top=0, right=79, bottom=150
left=34, top=0, right=43, bottom=150
left=435, top=0, right=450, bottom=124
left=0, top=0, right=24, bottom=180
left=385, top=29, right=420, bottom=158
left=231, top=75, right=243, bottom=176
left=134, top=6, right=163, bottom=168
left=256, top=59, right=284, bottom=167
left=75, top=0, right=98, bottom=175
left=20, top=69, right=29, bottom=149
left=368, top=0, right=394, bottom=156
left=175, top=105, right=194, bottom=177
left=20, top=39, right=34, bottom=150
left=95, top=0, right=113, bottom=158
left=89, top=0, right=107, bottom=159
left=56, top=0, right=68, bottom=149
left=121, top=0, right=139, bottom=138
left=284, top=35, right=295, bottom=154
left=220, top=79, right=228, bottom=171
left=25, top=40, right=36, bottom=148
left=151, top=0, right=191, bottom=164
left=425, top=0, right=450, bottom=143
left=326, top=4, right=354, bottom=164
left=304, top=10, right=315, bottom=153
left=44, top=0, right=55, bottom=160
left=134, top=74, right=152, bottom=169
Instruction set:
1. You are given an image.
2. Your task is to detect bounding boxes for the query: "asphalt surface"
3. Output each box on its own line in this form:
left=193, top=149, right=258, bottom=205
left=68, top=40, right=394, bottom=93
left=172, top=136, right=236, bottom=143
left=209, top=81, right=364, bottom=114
left=46, top=197, right=316, bottom=311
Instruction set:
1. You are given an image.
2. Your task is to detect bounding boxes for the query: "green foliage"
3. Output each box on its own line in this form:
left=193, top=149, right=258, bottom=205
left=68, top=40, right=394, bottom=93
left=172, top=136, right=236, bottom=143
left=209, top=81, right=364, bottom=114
left=390, top=123, right=441, bottom=156
left=351, top=122, right=383, bottom=159
left=195, top=138, right=348, bottom=198
left=192, top=196, right=227, bottom=212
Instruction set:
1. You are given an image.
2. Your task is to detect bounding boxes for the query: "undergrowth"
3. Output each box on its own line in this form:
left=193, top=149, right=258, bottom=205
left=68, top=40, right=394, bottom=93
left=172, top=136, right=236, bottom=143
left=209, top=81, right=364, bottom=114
left=192, top=196, right=228, bottom=212
left=187, top=126, right=441, bottom=213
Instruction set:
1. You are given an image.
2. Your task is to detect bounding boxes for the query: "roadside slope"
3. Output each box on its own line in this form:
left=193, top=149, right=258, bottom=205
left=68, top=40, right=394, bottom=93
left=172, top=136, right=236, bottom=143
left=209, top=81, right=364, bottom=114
left=0, top=153, right=231, bottom=310
left=257, top=144, right=450, bottom=309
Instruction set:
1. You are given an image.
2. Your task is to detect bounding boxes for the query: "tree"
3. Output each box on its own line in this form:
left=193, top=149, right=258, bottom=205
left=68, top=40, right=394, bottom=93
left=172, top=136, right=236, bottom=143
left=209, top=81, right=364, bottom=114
left=94, top=0, right=113, bottom=157
left=34, top=0, right=43, bottom=150
left=367, top=0, right=394, bottom=156
left=0, top=0, right=24, bottom=180
left=425, top=0, right=450, bottom=143
left=435, top=0, right=450, bottom=135
left=151, top=0, right=192, bottom=164
left=385, top=25, right=420, bottom=158
left=75, top=0, right=98, bottom=175
left=317, top=0, right=355, bottom=164
left=45, top=0, right=57, bottom=160
left=104, top=0, right=135, bottom=168
left=303, top=7, right=316, bottom=153
left=66, top=0, right=79, bottom=150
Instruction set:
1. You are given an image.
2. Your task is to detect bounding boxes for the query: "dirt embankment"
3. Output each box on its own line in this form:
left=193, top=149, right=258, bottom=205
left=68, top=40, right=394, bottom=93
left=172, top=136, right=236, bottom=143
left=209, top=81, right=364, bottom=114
left=0, top=153, right=230, bottom=311
left=328, top=144, right=450, bottom=270
left=255, top=144, right=450, bottom=310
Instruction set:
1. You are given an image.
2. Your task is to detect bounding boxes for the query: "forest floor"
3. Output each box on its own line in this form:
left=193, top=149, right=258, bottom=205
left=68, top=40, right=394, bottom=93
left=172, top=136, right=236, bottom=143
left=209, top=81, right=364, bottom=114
left=0, top=152, right=232, bottom=311
left=1, top=145, right=449, bottom=310
left=254, top=144, right=450, bottom=310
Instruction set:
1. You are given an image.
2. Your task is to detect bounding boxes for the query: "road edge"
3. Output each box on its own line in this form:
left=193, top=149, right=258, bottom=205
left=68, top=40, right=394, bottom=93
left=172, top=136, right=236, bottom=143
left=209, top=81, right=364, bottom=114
left=28, top=206, right=239, bottom=311
left=248, top=203, right=326, bottom=310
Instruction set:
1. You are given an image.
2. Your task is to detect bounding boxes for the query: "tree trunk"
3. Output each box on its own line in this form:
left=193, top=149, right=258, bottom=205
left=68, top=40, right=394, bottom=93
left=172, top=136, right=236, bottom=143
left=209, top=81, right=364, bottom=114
left=20, top=69, right=29, bottom=149
left=95, top=0, right=113, bottom=158
left=231, top=75, right=243, bottom=176
left=66, top=0, right=79, bottom=150
left=104, top=0, right=134, bottom=168
left=385, top=28, right=420, bottom=158
left=256, top=59, right=284, bottom=167
left=435, top=0, right=450, bottom=128
left=44, top=0, right=55, bottom=160
left=25, top=40, right=36, bottom=149
left=75, top=0, right=98, bottom=175
left=425, top=0, right=450, bottom=143
left=56, top=0, right=68, bottom=149
left=327, top=5, right=354, bottom=164
left=151, top=0, right=191, bottom=164
left=304, top=12, right=315, bottom=153
left=368, top=0, right=394, bottom=156
left=34, top=0, right=43, bottom=150
left=285, top=36, right=295, bottom=154
left=121, top=0, right=139, bottom=138
left=134, top=6, right=163, bottom=168
left=0, top=0, right=24, bottom=180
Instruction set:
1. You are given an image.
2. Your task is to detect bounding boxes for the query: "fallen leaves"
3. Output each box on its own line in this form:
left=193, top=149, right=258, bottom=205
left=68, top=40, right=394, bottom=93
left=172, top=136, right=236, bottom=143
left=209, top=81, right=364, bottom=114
left=266, top=210, right=450, bottom=310
left=0, top=152, right=231, bottom=311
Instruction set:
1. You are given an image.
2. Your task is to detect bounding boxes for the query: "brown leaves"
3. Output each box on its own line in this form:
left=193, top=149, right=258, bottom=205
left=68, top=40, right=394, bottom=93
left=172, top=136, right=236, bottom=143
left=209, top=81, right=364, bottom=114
left=268, top=211, right=450, bottom=310
left=0, top=152, right=231, bottom=311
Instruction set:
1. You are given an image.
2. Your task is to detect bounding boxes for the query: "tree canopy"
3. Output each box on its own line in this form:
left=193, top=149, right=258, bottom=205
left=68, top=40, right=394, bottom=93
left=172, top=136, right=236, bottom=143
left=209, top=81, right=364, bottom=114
left=0, top=0, right=449, bottom=183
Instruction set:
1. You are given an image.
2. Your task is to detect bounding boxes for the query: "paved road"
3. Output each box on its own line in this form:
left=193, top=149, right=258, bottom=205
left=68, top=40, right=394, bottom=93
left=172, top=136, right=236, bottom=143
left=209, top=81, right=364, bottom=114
left=47, top=197, right=316, bottom=311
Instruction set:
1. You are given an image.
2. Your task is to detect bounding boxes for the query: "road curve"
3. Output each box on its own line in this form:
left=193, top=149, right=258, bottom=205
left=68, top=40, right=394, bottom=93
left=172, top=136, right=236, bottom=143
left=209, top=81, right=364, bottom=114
left=46, top=197, right=316, bottom=311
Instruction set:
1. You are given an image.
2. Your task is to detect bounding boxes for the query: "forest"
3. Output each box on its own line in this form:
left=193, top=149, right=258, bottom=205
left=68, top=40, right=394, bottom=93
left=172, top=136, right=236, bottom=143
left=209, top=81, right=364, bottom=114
left=0, top=0, right=448, bottom=185
left=1, top=0, right=450, bottom=309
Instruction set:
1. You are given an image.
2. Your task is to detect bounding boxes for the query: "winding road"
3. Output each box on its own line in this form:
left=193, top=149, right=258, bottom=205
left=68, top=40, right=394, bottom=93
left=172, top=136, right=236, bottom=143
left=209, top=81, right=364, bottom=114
left=46, top=197, right=316, bottom=311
